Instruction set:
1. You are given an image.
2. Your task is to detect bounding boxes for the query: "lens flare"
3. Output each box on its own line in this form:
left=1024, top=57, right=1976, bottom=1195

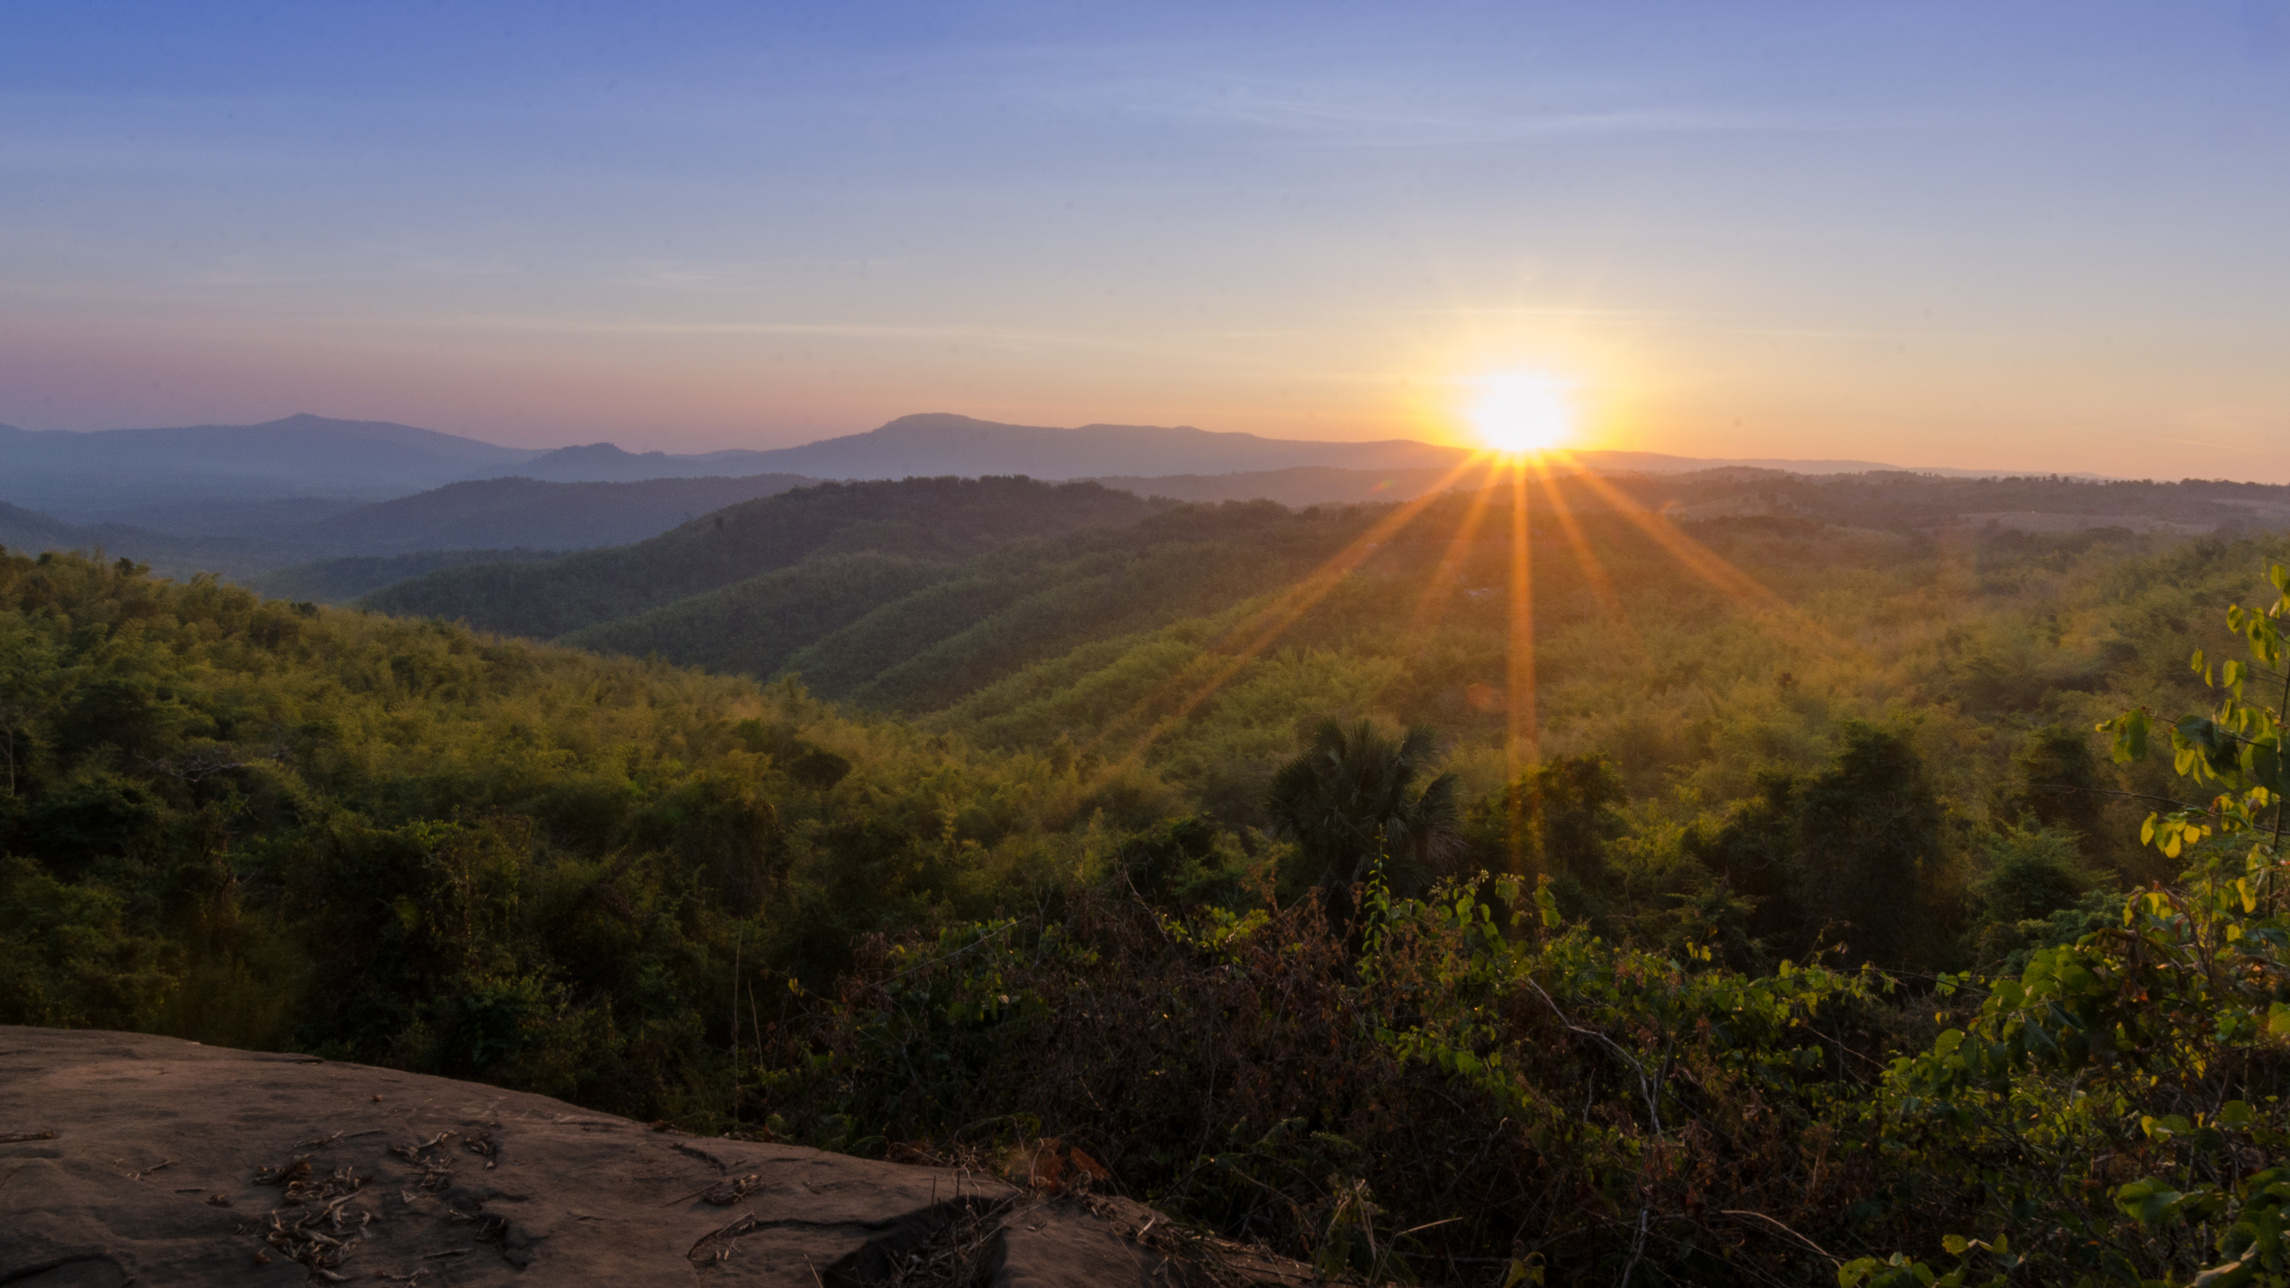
left=1469, top=372, right=1574, bottom=454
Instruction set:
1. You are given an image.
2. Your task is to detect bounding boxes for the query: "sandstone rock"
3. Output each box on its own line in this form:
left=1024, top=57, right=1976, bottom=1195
left=0, top=1027, right=1192, bottom=1287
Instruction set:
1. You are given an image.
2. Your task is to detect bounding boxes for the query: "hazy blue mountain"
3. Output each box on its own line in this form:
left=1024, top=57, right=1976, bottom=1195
left=0, top=500, right=103, bottom=553
left=120, top=496, right=371, bottom=540
left=464, top=414, right=1483, bottom=483
left=711, top=413, right=1475, bottom=479
left=0, top=500, right=284, bottom=579
left=1, top=413, right=545, bottom=517
left=0, top=471, right=825, bottom=582
left=3, top=409, right=2048, bottom=532
left=491, top=442, right=801, bottom=483
left=289, top=473, right=822, bottom=555
left=491, top=417, right=2028, bottom=487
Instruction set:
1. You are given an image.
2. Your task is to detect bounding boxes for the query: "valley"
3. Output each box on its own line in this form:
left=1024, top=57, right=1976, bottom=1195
left=7, top=416, right=2290, bottom=1284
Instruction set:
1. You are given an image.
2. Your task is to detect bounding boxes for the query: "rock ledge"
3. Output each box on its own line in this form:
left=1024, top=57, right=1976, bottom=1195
left=0, top=1027, right=1237, bottom=1287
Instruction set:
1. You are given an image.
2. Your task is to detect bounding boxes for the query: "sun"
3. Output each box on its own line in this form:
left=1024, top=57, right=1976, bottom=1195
left=1468, top=372, right=1575, bottom=454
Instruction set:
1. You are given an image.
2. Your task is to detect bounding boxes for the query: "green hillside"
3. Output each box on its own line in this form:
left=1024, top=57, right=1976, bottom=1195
left=361, top=475, right=1169, bottom=638
left=366, top=472, right=2290, bottom=741
left=382, top=469, right=2284, bottom=864
left=245, top=547, right=567, bottom=603
left=9, top=530, right=2290, bottom=1282
left=564, top=499, right=1375, bottom=708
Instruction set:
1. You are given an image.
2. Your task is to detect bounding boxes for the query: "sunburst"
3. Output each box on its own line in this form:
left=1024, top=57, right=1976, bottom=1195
left=1068, top=379, right=1844, bottom=873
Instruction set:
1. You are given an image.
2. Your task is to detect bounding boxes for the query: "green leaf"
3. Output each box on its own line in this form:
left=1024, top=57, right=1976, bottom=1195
left=2114, top=1178, right=2186, bottom=1226
left=2107, top=710, right=2152, bottom=763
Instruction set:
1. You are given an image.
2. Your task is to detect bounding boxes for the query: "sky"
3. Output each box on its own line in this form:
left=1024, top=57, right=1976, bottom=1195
left=2, top=2, right=2286, bottom=479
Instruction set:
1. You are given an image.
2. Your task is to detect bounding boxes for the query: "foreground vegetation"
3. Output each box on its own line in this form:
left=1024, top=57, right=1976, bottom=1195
left=5, top=511, right=2290, bottom=1283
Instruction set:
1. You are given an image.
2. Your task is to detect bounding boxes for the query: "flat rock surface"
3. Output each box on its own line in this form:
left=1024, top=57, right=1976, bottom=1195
left=0, top=1027, right=1169, bottom=1287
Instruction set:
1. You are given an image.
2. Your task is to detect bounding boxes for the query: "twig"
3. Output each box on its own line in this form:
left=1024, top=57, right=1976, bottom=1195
left=687, top=1213, right=762, bottom=1261
left=1720, top=1209, right=1842, bottom=1267
left=1618, top=1205, right=1649, bottom=1288
left=1523, top=979, right=1664, bottom=1139
left=296, top=1129, right=384, bottom=1149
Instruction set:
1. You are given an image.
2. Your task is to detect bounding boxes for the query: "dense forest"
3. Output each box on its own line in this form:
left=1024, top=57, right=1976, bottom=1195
left=6, top=484, right=2290, bottom=1282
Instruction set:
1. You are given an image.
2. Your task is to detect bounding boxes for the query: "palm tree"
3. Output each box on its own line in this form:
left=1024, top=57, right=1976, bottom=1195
left=1267, top=717, right=1462, bottom=917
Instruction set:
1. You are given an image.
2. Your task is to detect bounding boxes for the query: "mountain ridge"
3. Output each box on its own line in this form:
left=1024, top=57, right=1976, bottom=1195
left=0, top=413, right=545, bottom=516
left=4, top=410, right=2099, bottom=522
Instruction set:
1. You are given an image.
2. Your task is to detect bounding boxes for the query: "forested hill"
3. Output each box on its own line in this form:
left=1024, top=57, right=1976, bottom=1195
left=358, top=469, right=2290, bottom=757
left=286, top=472, right=822, bottom=556
left=557, top=500, right=1378, bottom=711
left=361, top=475, right=1168, bottom=638
left=15, top=532, right=2290, bottom=1283
left=1651, top=469, right=2290, bottom=532
left=0, top=500, right=279, bottom=580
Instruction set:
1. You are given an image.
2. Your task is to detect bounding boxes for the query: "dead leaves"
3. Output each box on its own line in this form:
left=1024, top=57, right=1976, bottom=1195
left=256, top=1158, right=313, bottom=1187
left=998, top=1138, right=1111, bottom=1197
left=254, top=1157, right=372, bottom=1283
left=462, top=1129, right=498, bottom=1169
left=388, top=1133, right=457, bottom=1192
left=701, top=1173, right=763, bottom=1205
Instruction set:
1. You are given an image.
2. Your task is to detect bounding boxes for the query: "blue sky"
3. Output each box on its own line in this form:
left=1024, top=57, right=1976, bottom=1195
left=2, top=2, right=2285, bottom=477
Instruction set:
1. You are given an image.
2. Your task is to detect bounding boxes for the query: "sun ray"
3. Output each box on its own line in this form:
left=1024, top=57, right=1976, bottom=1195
left=1081, top=449, right=1499, bottom=771
left=1551, top=453, right=1858, bottom=660
left=1506, top=459, right=1537, bottom=776
left=1525, top=456, right=1643, bottom=649
left=1397, top=457, right=1504, bottom=649
left=1504, top=459, right=1536, bottom=872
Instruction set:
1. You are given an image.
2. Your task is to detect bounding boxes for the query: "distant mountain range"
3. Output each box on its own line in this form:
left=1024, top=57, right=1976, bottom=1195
left=508, top=418, right=2006, bottom=485
left=1, top=408, right=2167, bottom=592
left=0, top=409, right=2033, bottom=526
left=0, top=473, right=824, bottom=584
left=0, top=414, right=542, bottom=516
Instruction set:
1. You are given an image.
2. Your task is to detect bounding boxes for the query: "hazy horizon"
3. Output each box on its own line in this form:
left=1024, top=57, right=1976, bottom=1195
left=0, top=408, right=2124, bottom=479
left=5, top=3, right=2287, bottom=480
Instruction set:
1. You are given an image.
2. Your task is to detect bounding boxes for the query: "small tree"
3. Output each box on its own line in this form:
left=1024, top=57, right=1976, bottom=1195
left=1267, top=717, right=1461, bottom=917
